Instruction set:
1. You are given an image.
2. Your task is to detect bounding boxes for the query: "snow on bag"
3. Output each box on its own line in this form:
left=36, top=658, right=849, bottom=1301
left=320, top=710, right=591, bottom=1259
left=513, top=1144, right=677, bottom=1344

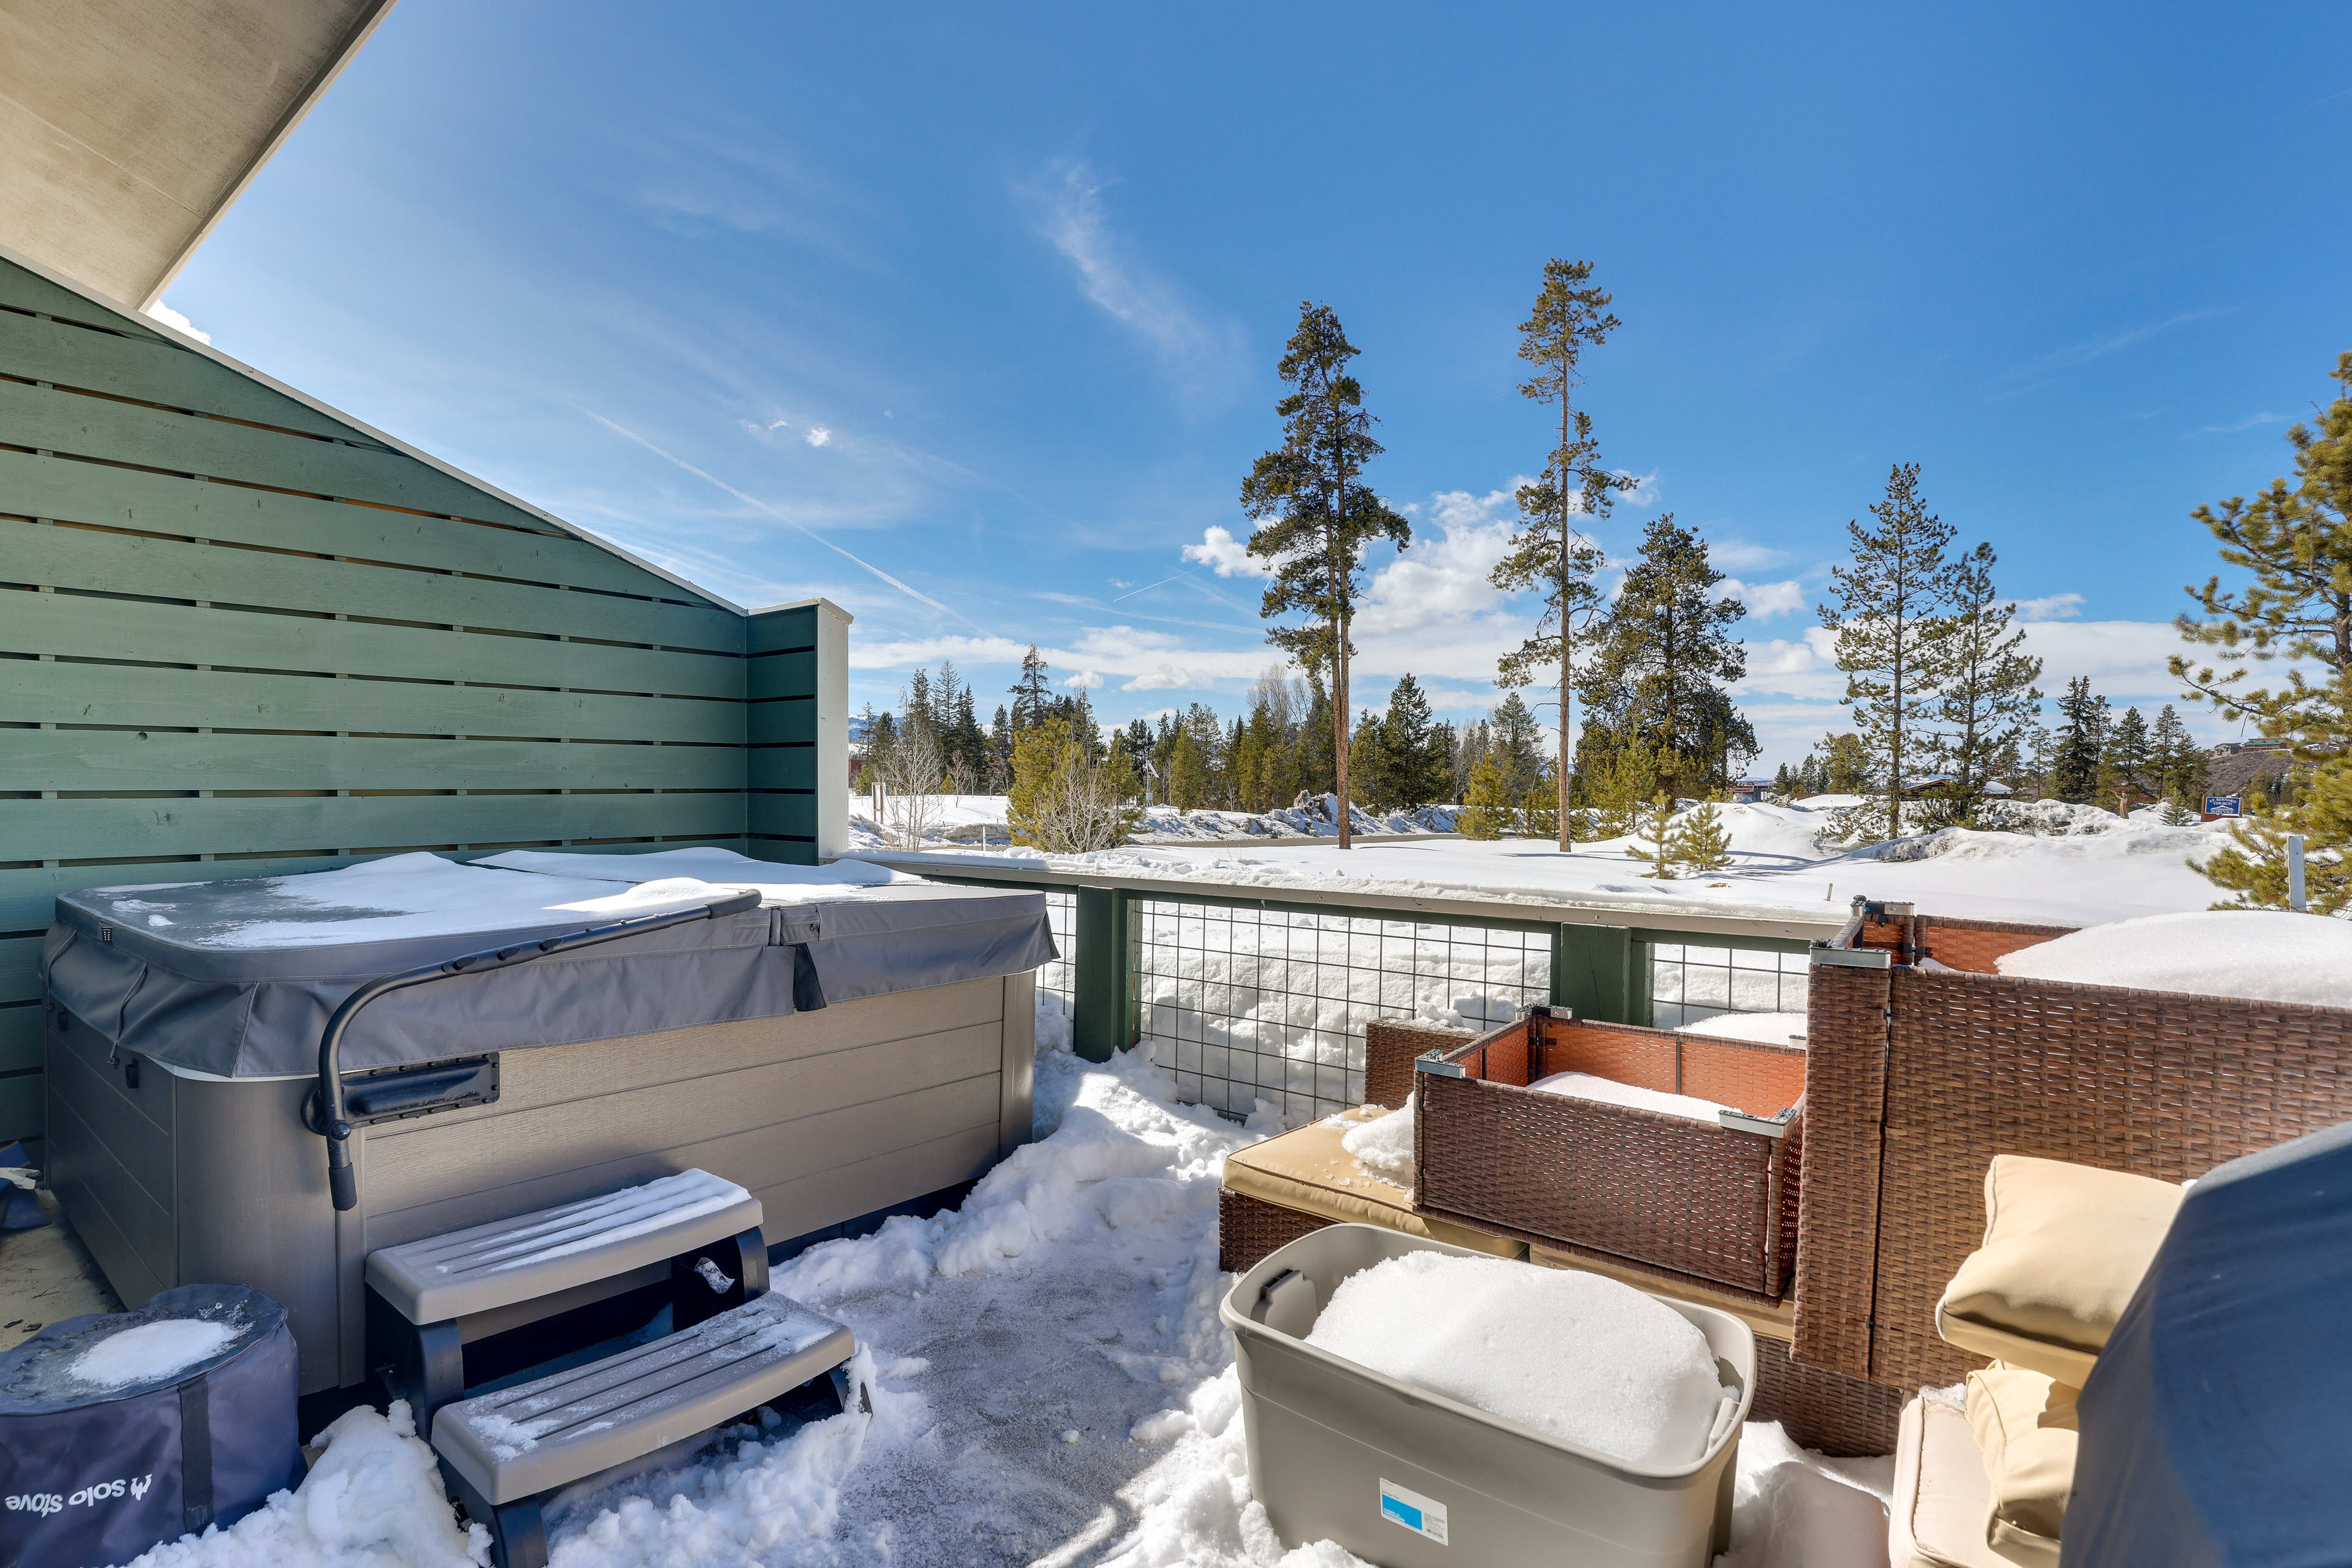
left=1303, top=1251, right=1734, bottom=1466
left=1994, top=910, right=2352, bottom=1008
left=0, top=1285, right=301, bottom=1568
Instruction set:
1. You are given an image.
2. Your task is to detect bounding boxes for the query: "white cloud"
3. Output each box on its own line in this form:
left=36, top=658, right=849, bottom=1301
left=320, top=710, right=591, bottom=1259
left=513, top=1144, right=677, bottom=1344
left=1024, top=159, right=1244, bottom=398
left=1063, top=669, right=1105, bottom=689
left=1614, top=470, right=1660, bottom=507
left=1722, top=578, right=1809, bottom=618
left=1355, top=508, right=1517, bottom=639
left=1182, top=525, right=1267, bottom=578
left=143, top=300, right=210, bottom=344
left=2012, top=592, right=2085, bottom=622
left=805, top=426, right=833, bottom=448
left=1708, top=540, right=1792, bottom=571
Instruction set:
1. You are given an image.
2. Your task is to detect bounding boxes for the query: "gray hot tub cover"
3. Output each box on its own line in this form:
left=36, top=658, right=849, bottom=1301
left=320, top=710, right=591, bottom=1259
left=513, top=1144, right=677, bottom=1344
left=42, top=850, right=1056, bottom=1079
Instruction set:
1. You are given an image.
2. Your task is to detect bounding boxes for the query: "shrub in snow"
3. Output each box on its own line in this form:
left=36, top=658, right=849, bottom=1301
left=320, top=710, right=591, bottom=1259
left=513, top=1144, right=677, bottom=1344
left=1670, top=801, right=1735, bottom=873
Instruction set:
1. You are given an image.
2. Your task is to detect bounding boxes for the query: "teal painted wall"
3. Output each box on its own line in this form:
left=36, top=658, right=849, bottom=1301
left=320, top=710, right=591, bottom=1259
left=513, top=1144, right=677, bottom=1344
left=0, top=256, right=827, bottom=1147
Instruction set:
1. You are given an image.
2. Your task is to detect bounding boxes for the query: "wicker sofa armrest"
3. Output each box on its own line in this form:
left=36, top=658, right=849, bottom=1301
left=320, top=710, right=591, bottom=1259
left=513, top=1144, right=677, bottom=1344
left=1363, top=1019, right=1474, bottom=1109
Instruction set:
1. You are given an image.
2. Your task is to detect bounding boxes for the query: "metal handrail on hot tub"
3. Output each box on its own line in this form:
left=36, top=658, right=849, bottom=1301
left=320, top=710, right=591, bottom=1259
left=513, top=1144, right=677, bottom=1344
left=313, top=889, right=763, bottom=1210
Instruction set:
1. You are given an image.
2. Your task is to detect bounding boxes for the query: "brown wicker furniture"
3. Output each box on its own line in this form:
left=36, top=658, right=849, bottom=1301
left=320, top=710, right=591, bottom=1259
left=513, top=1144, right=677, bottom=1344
left=1412, top=1006, right=1808, bottom=1301
left=1795, top=904, right=2352, bottom=1390
left=1224, top=1020, right=1897, bottom=1455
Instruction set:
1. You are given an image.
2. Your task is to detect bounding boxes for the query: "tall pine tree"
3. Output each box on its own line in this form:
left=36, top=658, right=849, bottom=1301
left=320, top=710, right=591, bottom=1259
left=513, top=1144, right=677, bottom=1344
left=1819, top=462, right=1954, bottom=838
left=1009, top=647, right=1054, bottom=733
left=2175, top=353, right=2352, bottom=907
left=1926, top=542, right=2041, bottom=824
left=1490, top=258, right=1627, bottom=851
left=2174, top=353, right=2352, bottom=765
left=2099, top=707, right=2154, bottom=813
left=1581, top=514, right=1754, bottom=798
left=1240, top=303, right=1411, bottom=850
left=2048, top=677, right=2108, bottom=804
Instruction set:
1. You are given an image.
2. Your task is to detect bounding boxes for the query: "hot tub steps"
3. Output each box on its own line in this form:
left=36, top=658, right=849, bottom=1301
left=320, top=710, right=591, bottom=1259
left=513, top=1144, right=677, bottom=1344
left=433, top=1290, right=856, bottom=1568
left=365, top=1169, right=770, bottom=1436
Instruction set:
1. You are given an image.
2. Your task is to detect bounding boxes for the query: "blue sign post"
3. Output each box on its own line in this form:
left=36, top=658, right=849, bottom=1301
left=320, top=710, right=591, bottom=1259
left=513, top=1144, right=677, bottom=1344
left=2204, top=795, right=2242, bottom=820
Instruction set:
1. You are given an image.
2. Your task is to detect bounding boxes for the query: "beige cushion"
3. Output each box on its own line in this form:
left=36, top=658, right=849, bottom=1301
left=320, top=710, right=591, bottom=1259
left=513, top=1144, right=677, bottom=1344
left=1964, top=1365, right=2076, bottom=1567
left=1221, top=1109, right=1523, bottom=1259
left=1936, top=1155, right=2184, bottom=1384
left=1889, top=1395, right=2010, bottom=1568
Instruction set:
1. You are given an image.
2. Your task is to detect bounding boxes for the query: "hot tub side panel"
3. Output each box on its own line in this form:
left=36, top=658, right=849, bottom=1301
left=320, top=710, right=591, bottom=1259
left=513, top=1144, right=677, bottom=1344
left=338, top=973, right=1028, bottom=1387
left=44, top=1003, right=177, bottom=1308
left=54, top=972, right=1035, bottom=1393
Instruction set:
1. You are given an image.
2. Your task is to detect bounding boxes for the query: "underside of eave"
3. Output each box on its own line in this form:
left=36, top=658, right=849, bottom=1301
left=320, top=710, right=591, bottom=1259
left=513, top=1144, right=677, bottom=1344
left=0, top=0, right=398, bottom=311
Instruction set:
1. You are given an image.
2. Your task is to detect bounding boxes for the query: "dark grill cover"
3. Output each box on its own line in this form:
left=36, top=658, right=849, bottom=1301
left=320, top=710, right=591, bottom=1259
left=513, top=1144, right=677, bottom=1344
left=2065, top=1119, right=2352, bottom=1567
left=0, top=1285, right=301, bottom=1568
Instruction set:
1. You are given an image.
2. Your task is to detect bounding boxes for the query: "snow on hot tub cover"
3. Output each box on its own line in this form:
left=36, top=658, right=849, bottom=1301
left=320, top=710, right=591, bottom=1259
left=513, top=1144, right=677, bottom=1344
left=40, top=850, right=1056, bottom=1079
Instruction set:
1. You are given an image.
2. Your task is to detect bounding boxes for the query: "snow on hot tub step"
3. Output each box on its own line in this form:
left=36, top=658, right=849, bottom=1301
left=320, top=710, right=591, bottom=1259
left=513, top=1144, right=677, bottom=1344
left=369, top=1169, right=763, bottom=1325
left=432, top=1289, right=854, bottom=1506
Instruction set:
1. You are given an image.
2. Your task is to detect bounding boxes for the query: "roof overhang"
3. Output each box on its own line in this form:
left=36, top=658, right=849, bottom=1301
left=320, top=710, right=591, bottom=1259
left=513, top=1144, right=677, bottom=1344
left=0, top=0, right=396, bottom=311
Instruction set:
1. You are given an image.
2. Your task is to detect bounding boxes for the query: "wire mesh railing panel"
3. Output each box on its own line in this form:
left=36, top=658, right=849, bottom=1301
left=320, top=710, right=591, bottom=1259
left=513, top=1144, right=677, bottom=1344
left=1648, top=943, right=1809, bottom=1030
left=1033, top=888, right=1076, bottom=1052
left=1131, top=900, right=1550, bottom=1121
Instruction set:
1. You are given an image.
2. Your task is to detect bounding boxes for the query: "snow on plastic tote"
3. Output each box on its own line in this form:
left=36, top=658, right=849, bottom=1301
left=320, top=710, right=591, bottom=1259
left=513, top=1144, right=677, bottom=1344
left=0, top=1285, right=300, bottom=1568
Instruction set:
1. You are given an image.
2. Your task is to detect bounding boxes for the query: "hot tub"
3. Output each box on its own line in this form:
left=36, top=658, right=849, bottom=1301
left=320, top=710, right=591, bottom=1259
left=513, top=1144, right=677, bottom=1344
left=38, top=848, right=1054, bottom=1393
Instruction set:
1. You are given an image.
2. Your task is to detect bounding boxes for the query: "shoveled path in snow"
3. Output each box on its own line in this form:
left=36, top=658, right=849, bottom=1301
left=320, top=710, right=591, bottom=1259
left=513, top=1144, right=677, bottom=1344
left=118, top=1046, right=1892, bottom=1568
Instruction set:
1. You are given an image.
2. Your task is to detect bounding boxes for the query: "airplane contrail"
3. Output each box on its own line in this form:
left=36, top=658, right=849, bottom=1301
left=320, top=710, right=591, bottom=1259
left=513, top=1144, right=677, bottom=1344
left=581, top=409, right=981, bottom=629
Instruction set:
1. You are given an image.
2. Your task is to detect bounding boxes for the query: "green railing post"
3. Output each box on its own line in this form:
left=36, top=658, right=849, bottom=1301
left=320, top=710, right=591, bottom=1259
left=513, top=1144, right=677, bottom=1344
left=1072, top=884, right=1131, bottom=1062
left=1551, top=924, right=1638, bottom=1023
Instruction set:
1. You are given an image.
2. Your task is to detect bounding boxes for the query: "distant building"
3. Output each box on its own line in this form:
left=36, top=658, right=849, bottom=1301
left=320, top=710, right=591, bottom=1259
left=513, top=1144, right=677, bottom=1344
left=1896, top=775, right=2014, bottom=800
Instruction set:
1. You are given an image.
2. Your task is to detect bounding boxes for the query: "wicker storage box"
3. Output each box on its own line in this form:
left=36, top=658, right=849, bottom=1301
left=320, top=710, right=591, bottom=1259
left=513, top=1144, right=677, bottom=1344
left=1796, top=903, right=2352, bottom=1389
left=1414, top=1008, right=1807, bottom=1300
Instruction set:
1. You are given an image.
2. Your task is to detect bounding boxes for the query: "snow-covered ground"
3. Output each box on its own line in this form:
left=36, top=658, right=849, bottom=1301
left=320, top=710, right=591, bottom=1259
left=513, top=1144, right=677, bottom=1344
left=886, top=799, right=2233, bottom=929
left=118, top=1040, right=1893, bottom=1568
left=851, top=795, right=1458, bottom=850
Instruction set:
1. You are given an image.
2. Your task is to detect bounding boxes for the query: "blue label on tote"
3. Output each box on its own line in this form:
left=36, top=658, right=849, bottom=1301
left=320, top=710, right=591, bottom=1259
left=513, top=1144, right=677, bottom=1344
left=1379, top=1479, right=1448, bottom=1544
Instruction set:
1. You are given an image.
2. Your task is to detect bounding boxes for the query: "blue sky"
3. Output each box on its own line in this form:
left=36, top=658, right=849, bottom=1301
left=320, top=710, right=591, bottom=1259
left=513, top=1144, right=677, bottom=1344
left=160, top=2, right=2351, bottom=767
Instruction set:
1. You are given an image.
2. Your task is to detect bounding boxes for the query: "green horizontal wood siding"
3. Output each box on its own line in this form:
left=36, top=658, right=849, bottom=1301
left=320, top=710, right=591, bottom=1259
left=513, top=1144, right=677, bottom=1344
left=5, top=660, right=741, bottom=744
left=7, top=518, right=738, bottom=651
left=745, top=605, right=817, bottom=655
left=0, top=377, right=556, bottom=532
left=0, top=308, right=363, bottom=441
left=0, top=937, right=37, bottom=1002
left=0, top=793, right=749, bottom=864
left=4, top=589, right=744, bottom=698
left=0, top=448, right=686, bottom=598
left=0, top=269, right=167, bottom=336
left=2, top=731, right=735, bottom=794
left=0, top=1007, right=39, bottom=1072
left=0, top=1075, right=39, bottom=1148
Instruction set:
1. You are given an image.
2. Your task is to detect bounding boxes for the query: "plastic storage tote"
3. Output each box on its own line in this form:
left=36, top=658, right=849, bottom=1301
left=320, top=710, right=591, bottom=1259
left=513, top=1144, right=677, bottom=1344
left=1221, top=1224, right=1753, bottom=1567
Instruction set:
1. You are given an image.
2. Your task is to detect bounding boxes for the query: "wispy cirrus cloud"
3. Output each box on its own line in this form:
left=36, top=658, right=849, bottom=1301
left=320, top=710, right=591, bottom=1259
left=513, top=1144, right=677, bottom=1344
left=1992, top=309, right=2221, bottom=393
left=1022, top=159, right=1246, bottom=404
left=2190, top=411, right=2287, bottom=437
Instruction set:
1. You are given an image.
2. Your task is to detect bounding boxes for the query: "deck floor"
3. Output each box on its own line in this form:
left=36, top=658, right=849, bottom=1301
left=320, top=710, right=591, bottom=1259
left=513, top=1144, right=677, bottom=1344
left=1, top=1188, right=123, bottom=1350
